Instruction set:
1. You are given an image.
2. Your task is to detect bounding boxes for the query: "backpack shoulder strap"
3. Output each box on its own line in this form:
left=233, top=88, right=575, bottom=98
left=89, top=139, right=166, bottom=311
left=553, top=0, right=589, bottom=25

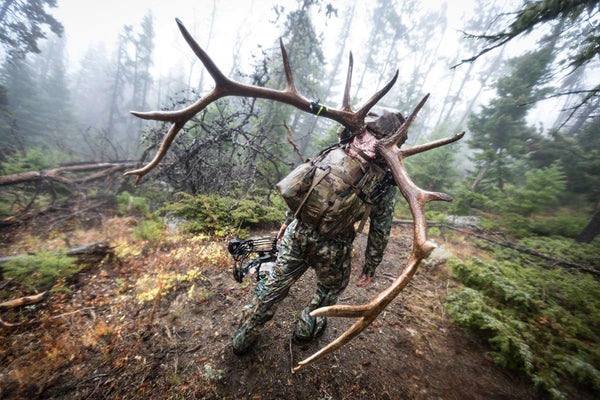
left=293, top=166, right=331, bottom=218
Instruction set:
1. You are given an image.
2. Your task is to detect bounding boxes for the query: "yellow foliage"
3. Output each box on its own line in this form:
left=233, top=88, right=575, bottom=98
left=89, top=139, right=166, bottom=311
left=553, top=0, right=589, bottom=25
left=135, top=266, right=205, bottom=303
left=114, top=240, right=142, bottom=258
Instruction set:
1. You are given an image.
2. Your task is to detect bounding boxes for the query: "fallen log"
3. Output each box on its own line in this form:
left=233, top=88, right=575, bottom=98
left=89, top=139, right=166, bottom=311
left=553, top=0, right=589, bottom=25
left=0, top=204, right=61, bottom=227
left=392, top=220, right=599, bottom=276
left=0, top=291, right=49, bottom=309
left=0, top=161, right=137, bottom=187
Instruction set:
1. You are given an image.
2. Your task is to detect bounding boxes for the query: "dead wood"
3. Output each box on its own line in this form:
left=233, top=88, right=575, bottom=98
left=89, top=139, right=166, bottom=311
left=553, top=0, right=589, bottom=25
left=0, top=161, right=137, bottom=187
left=392, top=220, right=599, bottom=276
left=0, top=291, right=50, bottom=309
left=283, top=122, right=304, bottom=163
left=0, top=315, right=25, bottom=327
left=0, top=204, right=62, bottom=227
left=0, top=241, right=112, bottom=265
left=0, top=278, right=13, bottom=290
left=46, top=200, right=109, bottom=230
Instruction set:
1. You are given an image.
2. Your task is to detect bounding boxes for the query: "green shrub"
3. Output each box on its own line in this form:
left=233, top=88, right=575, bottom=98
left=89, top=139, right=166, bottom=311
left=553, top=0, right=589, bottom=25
left=504, top=163, right=567, bottom=217
left=452, top=186, right=503, bottom=215
left=502, top=212, right=533, bottom=238
left=447, top=255, right=600, bottom=398
left=0, top=148, right=58, bottom=175
left=428, top=227, right=441, bottom=236
left=493, top=236, right=600, bottom=268
left=134, top=217, right=164, bottom=241
left=3, top=252, right=77, bottom=291
left=117, top=191, right=150, bottom=217
left=531, top=214, right=588, bottom=238
left=163, top=192, right=285, bottom=236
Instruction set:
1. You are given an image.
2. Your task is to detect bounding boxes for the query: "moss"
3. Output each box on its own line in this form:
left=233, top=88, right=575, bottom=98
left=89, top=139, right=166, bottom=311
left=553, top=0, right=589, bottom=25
left=3, top=252, right=78, bottom=291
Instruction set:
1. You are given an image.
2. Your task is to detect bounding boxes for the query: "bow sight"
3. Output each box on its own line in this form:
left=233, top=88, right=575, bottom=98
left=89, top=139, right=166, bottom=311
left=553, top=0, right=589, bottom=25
left=228, top=237, right=278, bottom=283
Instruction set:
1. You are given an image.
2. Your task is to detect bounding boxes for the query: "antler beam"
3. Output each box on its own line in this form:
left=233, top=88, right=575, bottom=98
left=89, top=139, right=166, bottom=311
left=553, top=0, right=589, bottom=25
left=125, top=18, right=398, bottom=185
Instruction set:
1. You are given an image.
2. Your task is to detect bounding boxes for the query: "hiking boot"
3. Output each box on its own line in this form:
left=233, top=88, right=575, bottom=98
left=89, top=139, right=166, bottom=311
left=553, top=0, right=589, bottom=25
left=293, top=310, right=327, bottom=342
left=232, top=324, right=260, bottom=355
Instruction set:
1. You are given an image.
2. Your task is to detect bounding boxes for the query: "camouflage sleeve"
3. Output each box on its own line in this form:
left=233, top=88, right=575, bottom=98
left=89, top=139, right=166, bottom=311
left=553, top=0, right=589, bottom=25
left=363, top=187, right=396, bottom=277
left=284, top=208, right=295, bottom=226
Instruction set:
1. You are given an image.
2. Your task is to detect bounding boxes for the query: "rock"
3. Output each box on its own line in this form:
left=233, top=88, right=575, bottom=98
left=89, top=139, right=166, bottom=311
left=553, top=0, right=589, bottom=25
left=164, top=214, right=185, bottom=235
left=428, top=244, right=453, bottom=261
left=444, top=215, right=480, bottom=229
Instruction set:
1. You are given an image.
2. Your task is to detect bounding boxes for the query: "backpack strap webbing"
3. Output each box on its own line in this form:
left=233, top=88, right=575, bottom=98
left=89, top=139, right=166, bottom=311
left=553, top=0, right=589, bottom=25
left=293, top=166, right=331, bottom=219
left=356, top=204, right=373, bottom=234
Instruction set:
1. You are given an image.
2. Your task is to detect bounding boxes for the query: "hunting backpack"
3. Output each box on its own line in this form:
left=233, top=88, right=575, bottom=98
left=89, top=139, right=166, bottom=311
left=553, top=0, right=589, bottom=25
left=276, top=144, right=388, bottom=238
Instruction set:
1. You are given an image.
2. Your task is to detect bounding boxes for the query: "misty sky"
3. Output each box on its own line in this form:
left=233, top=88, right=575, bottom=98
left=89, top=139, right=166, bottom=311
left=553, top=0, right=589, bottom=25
left=51, top=0, right=565, bottom=128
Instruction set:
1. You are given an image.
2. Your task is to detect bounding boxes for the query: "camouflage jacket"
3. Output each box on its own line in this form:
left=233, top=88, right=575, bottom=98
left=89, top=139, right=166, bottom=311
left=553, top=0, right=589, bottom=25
left=363, top=185, right=396, bottom=277
left=283, top=182, right=396, bottom=279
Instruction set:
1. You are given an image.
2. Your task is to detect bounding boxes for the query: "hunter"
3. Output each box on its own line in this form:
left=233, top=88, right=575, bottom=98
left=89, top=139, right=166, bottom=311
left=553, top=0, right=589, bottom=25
left=232, top=110, right=406, bottom=354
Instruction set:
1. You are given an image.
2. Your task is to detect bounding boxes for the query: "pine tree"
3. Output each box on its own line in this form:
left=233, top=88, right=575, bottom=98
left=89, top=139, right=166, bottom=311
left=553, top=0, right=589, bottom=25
left=0, top=0, right=63, bottom=59
left=73, top=42, right=111, bottom=130
left=106, top=25, right=133, bottom=152
left=35, top=36, right=77, bottom=150
left=0, top=55, right=46, bottom=149
left=460, top=0, right=600, bottom=115
left=468, top=44, right=555, bottom=191
left=262, top=0, right=328, bottom=157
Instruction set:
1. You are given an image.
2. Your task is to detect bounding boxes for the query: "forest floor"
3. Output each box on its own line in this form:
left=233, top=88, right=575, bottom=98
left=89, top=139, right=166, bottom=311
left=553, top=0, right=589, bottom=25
left=0, top=216, right=544, bottom=399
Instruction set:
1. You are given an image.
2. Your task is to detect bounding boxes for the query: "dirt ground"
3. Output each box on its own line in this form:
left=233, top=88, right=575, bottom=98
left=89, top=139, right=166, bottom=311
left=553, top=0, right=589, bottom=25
left=0, top=219, right=544, bottom=399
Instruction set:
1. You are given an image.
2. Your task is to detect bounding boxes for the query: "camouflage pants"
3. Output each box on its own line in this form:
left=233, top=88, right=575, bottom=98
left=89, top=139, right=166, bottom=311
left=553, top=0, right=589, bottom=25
left=233, top=219, right=354, bottom=352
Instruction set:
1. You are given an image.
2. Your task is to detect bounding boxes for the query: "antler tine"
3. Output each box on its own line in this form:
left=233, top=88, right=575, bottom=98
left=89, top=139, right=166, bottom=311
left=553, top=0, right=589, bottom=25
left=124, top=121, right=184, bottom=185
left=293, top=96, right=465, bottom=371
left=294, top=252, right=424, bottom=371
left=355, top=70, right=399, bottom=120
left=342, top=52, right=353, bottom=111
left=402, top=131, right=465, bottom=158
left=176, top=18, right=229, bottom=87
left=279, top=39, right=296, bottom=92
left=383, top=93, right=430, bottom=148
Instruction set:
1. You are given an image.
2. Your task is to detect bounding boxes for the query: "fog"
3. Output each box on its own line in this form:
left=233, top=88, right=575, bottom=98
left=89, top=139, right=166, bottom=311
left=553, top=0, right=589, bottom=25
left=2, top=0, right=596, bottom=162
left=52, top=0, right=544, bottom=119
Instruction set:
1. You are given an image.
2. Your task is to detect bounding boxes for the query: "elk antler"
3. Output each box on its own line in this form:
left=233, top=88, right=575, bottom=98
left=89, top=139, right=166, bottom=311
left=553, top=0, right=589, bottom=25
left=293, top=96, right=464, bottom=371
left=127, top=19, right=465, bottom=371
left=125, top=18, right=398, bottom=185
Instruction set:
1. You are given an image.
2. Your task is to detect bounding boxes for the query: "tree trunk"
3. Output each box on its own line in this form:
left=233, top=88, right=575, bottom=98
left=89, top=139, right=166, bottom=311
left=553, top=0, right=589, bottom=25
left=576, top=202, right=600, bottom=243
left=107, top=38, right=126, bottom=133
left=566, top=98, right=598, bottom=136
left=434, top=63, right=457, bottom=128
left=441, top=61, right=475, bottom=125
left=0, top=292, right=50, bottom=310
left=471, top=159, right=491, bottom=192
left=301, top=0, right=356, bottom=151
left=456, top=46, right=505, bottom=129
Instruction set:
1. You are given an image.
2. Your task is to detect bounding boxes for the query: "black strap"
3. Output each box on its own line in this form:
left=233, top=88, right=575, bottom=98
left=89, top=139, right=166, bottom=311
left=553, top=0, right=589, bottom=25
left=310, top=101, right=329, bottom=116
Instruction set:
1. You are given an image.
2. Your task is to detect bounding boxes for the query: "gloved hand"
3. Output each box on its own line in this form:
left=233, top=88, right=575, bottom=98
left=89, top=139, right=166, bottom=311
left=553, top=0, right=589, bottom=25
left=277, top=223, right=288, bottom=241
left=357, top=273, right=373, bottom=287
